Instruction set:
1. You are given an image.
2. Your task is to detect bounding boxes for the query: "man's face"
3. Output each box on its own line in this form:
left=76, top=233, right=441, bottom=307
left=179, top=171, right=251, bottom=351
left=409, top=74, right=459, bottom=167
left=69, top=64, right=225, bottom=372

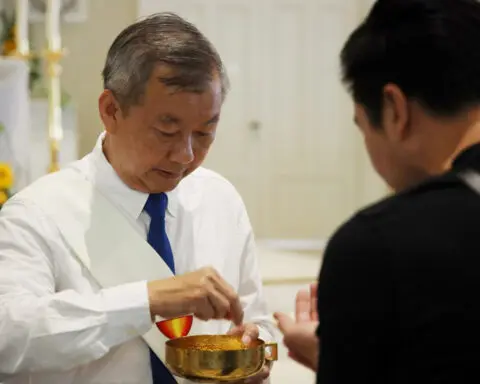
left=100, top=66, right=223, bottom=193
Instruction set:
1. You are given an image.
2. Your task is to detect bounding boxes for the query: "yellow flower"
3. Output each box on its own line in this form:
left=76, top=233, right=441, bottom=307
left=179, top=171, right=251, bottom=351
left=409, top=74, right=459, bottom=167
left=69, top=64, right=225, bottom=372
left=3, top=39, right=16, bottom=56
left=0, top=190, right=8, bottom=205
left=0, top=163, right=13, bottom=190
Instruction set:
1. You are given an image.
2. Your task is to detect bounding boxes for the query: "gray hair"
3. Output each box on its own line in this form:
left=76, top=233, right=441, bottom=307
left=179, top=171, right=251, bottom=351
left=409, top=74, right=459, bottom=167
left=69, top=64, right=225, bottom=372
left=102, top=12, right=230, bottom=113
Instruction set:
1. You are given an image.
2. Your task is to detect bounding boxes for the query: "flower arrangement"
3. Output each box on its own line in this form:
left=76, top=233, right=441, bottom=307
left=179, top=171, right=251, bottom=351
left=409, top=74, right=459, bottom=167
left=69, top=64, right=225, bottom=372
left=0, top=162, right=13, bottom=209
left=0, top=122, right=13, bottom=209
left=0, top=9, right=16, bottom=55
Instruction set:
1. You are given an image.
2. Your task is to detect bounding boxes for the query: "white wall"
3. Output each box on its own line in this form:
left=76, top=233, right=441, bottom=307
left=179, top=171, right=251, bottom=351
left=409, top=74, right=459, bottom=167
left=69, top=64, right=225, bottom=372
left=359, top=0, right=376, bottom=17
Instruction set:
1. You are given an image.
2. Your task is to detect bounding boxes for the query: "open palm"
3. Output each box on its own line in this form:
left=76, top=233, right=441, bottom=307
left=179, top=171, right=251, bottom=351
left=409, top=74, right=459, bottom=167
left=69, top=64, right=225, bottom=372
left=274, top=283, right=319, bottom=371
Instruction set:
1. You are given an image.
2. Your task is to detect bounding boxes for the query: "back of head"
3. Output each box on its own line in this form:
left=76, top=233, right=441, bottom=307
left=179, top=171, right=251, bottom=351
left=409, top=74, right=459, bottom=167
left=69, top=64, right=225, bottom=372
left=340, top=0, right=480, bottom=126
left=102, top=12, right=229, bottom=113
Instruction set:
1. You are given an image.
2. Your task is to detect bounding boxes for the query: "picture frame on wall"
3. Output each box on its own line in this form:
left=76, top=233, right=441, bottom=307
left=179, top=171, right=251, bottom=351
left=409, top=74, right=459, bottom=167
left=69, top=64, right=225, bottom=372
left=29, top=0, right=87, bottom=23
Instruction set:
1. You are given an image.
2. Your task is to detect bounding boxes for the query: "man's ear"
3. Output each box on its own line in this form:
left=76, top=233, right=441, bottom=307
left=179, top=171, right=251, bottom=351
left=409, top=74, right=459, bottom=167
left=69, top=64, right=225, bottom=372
left=99, top=90, right=122, bottom=134
left=381, top=83, right=411, bottom=143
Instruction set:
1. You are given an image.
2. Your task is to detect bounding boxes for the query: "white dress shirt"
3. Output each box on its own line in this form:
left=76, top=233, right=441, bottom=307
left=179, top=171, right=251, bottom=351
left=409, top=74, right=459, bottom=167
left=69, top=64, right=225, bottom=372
left=0, top=134, right=274, bottom=384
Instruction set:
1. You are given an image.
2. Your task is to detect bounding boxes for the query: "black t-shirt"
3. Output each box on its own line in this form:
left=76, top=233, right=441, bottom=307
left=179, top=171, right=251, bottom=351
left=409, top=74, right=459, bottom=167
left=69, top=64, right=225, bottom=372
left=316, top=144, right=480, bottom=384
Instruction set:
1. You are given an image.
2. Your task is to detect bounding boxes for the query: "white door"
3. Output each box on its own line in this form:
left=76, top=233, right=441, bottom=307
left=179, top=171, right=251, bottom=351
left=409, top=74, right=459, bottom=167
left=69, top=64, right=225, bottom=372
left=138, top=0, right=368, bottom=240
left=260, top=0, right=360, bottom=239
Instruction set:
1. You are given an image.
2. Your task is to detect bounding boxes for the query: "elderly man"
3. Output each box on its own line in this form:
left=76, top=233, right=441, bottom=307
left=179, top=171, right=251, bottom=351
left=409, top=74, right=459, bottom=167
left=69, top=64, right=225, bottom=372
left=0, top=13, right=274, bottom=384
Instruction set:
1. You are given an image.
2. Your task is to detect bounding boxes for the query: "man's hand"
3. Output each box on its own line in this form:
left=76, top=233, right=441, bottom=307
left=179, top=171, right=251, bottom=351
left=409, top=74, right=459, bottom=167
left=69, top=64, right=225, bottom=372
left=228, top=323, right=271, bottom=383
left=295, top=283, right=318, bottom=323
left=274, top=283, right=319, bottom=372
left=147, top=266, right=244, bottom=325
left=274, top=313, right=318, bottom=371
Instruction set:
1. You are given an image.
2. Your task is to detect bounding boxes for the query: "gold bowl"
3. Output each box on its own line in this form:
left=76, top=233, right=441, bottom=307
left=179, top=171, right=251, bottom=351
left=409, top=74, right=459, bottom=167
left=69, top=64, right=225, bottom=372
left=165, top=335, right=278, bottom=382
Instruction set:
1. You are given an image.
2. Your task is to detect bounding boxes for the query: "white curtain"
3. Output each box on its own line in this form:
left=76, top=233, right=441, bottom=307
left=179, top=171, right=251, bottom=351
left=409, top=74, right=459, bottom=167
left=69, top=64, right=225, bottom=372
left=0, top=58, right=31, bottom=191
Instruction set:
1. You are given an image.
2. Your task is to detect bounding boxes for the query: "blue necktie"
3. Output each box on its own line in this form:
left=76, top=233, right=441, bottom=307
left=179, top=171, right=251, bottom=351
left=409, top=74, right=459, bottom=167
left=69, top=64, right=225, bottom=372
left=144, top=193, right=176, bottom=383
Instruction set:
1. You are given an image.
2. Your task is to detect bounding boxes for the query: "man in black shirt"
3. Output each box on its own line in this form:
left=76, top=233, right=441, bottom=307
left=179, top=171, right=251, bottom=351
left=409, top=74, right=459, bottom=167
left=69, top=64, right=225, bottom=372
left=275, top=0, right=480, bottom=382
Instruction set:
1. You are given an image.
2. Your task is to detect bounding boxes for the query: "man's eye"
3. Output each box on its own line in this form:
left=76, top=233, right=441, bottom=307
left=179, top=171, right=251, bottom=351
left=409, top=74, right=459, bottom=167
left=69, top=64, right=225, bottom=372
left=153, top=127, right=176, bottom=137
left=160, top=131, right=176, bottom=138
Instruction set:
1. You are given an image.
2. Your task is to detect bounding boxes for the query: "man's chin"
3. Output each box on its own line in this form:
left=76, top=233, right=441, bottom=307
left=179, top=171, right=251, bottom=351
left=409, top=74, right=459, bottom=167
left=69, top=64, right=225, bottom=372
left=161, top=180, right=182, bottom=193
left=144, top=167, right=199, bottom=193
left=146, top=176, right=184, bottom=194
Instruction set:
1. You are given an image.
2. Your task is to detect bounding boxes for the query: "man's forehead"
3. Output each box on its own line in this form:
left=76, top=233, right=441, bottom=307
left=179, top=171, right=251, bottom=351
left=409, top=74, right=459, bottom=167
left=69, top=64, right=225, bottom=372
left=144, top=71, right=221, bottom=102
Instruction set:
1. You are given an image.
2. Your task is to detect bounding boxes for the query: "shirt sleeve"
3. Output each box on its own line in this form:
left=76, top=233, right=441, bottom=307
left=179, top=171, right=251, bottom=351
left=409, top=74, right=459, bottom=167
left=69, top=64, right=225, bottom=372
left=0, top=199, right=153, bottom=377
left=236, top=205, right=276, bottom=345
left=316, top=215, right=394, bottom=384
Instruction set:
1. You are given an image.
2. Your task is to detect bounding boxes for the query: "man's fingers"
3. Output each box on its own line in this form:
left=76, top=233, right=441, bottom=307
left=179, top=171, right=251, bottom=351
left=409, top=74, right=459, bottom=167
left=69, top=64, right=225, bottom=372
left=228, top=323, right=259, bottom=345
left=203, top=268, right=243, bottom=325
left=241, top=323, right=259, bottom=345
left=244, top=365, right=270, bottom=383
left=288, top=350, right=312, bottom=369
left=227, top=325, right=244, bottom=336
left=295, top=288, right=311, bottom=323
left=229, top=297, right=244, bottom=326
left=194, top=296, right=215, bottom=321
left=210, top=272, right=244, bottom=325
left=310, top=283, right=319, bottom=321
left=221, top=296, right=243, bottom=326
left=207, top=287, right=231, bottom=319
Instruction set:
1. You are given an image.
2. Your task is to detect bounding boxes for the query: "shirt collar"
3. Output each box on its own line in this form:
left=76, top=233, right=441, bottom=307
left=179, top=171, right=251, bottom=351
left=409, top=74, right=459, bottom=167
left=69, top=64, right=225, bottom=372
left=452, top=142, right=480, bottom=172
left=90, top=132, right=178, bottom=219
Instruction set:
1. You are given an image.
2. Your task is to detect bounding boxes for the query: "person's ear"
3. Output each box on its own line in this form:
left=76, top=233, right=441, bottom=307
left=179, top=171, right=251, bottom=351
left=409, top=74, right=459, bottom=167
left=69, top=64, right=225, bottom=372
left=381, top=83, right=411, bottom=143
left=99, top=90, right=122, bottom=134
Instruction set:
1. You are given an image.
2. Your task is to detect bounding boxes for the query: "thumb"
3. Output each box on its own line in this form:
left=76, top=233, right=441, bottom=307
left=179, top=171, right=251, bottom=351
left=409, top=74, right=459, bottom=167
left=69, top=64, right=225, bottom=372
left=228, top=323, right=259, bottom=345
left=241, top=323, right=259, bottom=345
left=227, top=324, right=244, bottom=336
left=274, top=312, right=295, bottom=334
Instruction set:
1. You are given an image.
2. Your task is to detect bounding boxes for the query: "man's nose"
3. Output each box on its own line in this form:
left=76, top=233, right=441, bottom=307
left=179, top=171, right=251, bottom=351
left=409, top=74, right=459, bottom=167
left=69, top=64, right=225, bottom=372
left=170, top=135, right=194, bottom=165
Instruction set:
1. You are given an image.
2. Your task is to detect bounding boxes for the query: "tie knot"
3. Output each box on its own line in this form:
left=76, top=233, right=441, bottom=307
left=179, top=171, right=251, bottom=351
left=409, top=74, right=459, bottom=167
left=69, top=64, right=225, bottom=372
left=144, top=193, right=168, bottom=218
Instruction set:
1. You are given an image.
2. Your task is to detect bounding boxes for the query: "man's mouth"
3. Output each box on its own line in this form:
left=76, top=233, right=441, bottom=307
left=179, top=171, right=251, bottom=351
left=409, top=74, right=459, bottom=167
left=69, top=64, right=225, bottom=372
left=155, top=169, right=183, bottom=180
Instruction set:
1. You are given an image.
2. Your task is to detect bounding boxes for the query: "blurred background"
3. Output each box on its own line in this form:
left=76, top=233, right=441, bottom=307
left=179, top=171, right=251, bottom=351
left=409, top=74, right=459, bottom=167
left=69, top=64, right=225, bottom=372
left=0, top=0, right=384, bottom=381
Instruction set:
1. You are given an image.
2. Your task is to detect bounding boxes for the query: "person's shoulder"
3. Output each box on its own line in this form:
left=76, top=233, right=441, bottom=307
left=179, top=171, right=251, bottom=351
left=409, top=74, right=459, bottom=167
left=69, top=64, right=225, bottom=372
left=7, top=157, right=90, bottom=221
left=0, top=173, right=64, bottom=229
left=325, top=174, right=460, bottom=256
left=13, top=160, right=85, bottom=201
left=325, top=210, right=382, bottom=258
left=356, top=172, right=461, bottom=221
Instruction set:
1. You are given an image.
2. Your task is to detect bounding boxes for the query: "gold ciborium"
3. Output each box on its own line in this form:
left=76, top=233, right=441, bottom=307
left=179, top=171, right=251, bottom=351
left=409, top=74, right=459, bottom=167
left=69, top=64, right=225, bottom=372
left=165, top=335, right=278, bottom=382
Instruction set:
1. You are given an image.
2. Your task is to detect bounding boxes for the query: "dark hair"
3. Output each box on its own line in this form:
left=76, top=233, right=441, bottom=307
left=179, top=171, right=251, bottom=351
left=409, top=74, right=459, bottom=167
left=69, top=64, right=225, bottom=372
left=340, top=0, right=480, bottom=126
left=102, top=12, right=229, bottom=113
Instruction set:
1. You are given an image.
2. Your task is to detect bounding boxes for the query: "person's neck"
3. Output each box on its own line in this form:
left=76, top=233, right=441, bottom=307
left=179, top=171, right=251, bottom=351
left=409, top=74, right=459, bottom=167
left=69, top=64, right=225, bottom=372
left=439, top=120, right=480, bottom=172
left=418, top=109, right=480, bottom=175
left=102, top=135, right=149, bottom=193
left=102, top=134, right=111, bottom=163
left=394, top=110, right=480, bottom=192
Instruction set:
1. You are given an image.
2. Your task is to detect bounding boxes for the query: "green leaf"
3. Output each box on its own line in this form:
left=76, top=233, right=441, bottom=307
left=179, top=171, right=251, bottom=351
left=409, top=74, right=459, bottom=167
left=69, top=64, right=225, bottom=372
left=0, top=123, right=4, bottom=134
